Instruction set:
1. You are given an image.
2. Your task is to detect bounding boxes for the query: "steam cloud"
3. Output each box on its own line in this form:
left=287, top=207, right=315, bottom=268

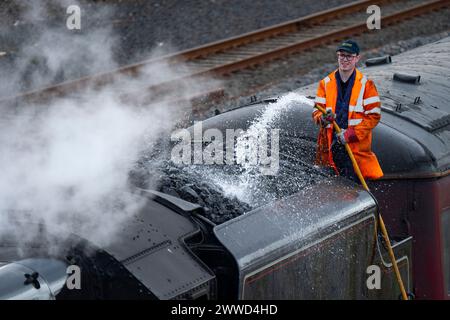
left=0, top=0, right=219, bottom=252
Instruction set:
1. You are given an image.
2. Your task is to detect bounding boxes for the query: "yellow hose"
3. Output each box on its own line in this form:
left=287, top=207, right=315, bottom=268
left=314, top=104, right=408, bottom=300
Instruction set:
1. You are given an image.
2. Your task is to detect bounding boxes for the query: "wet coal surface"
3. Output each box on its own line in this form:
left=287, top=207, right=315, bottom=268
left=129, top=159, right=252, bottom=224
left=129, top=144, right=331, bottom=225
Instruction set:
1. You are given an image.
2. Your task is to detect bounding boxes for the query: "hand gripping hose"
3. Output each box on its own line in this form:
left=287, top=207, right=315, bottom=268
left=314, top=104, right=408, bottom=300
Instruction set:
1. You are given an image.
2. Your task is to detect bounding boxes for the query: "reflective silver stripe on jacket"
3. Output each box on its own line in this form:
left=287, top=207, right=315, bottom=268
left=356, top=76, right=367, bottom=110
left=315, top=96, right=326, bottom=104
left=363, top=96, right=380, bottom=106
left=364, top=107, right=381, bottom=115
left=349, top=119, right=363, bottom=126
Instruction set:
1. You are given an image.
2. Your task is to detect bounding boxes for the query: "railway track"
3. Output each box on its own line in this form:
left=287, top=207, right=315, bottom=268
left=3, top=0, right=449, bottom=107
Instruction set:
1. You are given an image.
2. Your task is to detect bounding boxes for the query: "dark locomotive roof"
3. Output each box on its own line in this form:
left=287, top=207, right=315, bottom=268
left=214, top=178, right=375, bottom=277
left=0, top=191, right=216, bottom=300
left=99, top=190, right=215, bottom=299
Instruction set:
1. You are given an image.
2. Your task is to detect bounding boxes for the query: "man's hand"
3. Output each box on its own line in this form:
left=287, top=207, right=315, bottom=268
left=337, top=127, right=358, bottom=145
left=320, top=109, right=335, bottom=127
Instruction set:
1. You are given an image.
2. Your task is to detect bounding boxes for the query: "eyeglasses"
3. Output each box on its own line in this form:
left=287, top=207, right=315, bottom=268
left=337, top=53, right=357, bottom=61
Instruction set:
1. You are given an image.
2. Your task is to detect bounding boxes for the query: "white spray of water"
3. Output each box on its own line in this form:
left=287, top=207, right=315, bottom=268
left=216, top=93, right=315, bottom=205
left=236, top=92, right=313, bottom=169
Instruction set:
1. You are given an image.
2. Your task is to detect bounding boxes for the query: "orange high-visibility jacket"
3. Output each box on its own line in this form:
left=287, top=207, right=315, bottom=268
left=312, top=68, right=383, bottom=179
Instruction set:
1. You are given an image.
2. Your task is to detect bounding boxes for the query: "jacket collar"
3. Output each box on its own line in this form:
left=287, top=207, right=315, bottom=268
left=327, top=68, right=363, bottom=83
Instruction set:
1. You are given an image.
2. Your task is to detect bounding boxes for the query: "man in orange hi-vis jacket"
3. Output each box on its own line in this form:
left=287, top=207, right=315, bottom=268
left=312, top=40, right=383, bottom=180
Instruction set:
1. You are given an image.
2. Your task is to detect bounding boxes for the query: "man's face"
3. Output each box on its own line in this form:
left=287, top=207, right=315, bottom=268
left=337, top=50, right=360, bottom=72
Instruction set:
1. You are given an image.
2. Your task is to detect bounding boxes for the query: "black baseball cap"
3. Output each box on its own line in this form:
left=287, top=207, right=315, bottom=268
left=336, top=40, right=360, bottom=55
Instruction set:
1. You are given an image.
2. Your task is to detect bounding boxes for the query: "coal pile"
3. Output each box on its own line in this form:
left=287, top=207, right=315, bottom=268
left=129, top=150, right=331, bottom=225
left=128, top=125, right=332, bottom=225
left=129, top=160, right=252, bottom=224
